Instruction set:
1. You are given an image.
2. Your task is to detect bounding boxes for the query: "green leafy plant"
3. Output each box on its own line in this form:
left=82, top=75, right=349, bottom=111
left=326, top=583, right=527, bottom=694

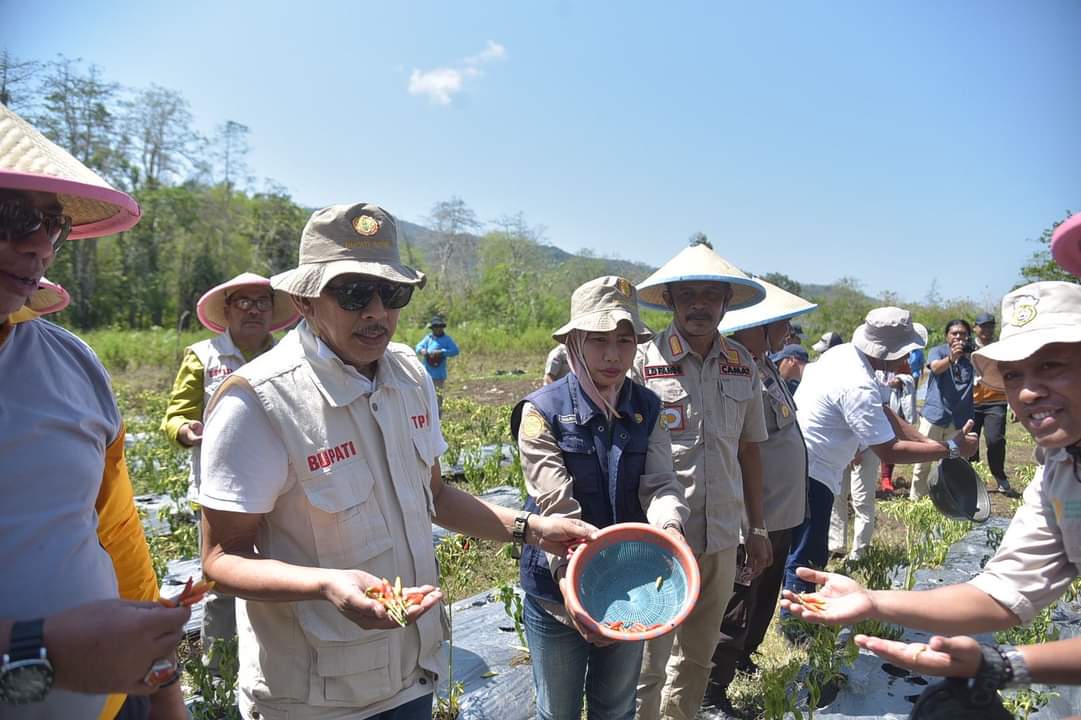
left=185, top=636, right=241, bottom=720
left=1002, top=687, right=1058, bottom=719
left=497, top=583, right=527, bottom=652
left=434, top=534, right=481, bottom=720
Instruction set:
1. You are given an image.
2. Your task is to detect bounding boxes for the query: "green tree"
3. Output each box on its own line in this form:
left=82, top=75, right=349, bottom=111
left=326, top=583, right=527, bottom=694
left=1019, top=214, right=1080, bottom=286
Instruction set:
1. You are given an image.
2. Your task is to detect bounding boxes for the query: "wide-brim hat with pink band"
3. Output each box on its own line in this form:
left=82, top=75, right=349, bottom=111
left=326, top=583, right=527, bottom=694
left=10, top=277, right=70, bottom=324
left=1051, top=213, right=1081, bottom=277
left=196, top=272, right=300, bottom=333
left=1, top=103, right=140, bottom=238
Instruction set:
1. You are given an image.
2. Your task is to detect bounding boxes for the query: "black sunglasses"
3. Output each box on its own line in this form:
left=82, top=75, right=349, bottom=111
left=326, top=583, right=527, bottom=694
left=0, top=200, right=72, bottom=252
left=327, top=280, right=414, bottom=311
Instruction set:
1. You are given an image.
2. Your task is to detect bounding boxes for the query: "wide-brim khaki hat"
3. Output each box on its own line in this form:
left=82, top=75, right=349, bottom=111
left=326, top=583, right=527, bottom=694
left=271, top=203, right=425, bottom=297
left=1051, top=213, right=1081, bottom=277
left=1, top=103, right=140, bottom=239
left=717, top=276, right=817, bottom=334
left=851, top=306, right=926, bottom=361
left=972, top=280, right=1081, bottom=390
left=10, top=277, right=70, bottom=324
left=553, top=275, right=653, bottom=344
left=196, top=272, right=300, bottom=333
left=637, top=243, right=766, bottom=311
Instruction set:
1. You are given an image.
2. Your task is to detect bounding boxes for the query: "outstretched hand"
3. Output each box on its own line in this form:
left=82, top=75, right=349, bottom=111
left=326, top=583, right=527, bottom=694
left=779, top=567, right=875, bottom=625
left=855, top=634, right=982, bottom=678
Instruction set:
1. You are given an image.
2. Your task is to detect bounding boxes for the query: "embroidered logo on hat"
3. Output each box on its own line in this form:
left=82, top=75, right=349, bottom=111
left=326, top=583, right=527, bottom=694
left=353, top=215, right=381, bottom=236
left=616, top=277, right=632, bottom=297
left=1011, top=296, right=1039, bottom=327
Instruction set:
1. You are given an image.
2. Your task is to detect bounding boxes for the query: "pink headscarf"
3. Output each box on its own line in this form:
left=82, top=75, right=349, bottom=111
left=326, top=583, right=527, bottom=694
left=565, top=330, right=623, bottom=419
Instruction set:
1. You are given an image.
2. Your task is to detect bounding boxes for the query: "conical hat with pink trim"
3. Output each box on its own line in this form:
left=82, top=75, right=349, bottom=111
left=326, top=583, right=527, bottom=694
left=196, top=272, right=300, bottom=333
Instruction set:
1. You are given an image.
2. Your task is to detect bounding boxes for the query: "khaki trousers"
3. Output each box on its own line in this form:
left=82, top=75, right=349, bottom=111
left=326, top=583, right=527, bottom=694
left=909, top=418, right=952, bottom=500
left=638, top=545, right=737, bottom=720
left=828, top=448, right=879, bottom=560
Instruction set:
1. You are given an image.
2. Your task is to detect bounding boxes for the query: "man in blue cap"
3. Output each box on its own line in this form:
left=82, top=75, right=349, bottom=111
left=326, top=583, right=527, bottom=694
left=772, top=344, right=809, bottom=396
left=415, top=315, right=460, bottom=413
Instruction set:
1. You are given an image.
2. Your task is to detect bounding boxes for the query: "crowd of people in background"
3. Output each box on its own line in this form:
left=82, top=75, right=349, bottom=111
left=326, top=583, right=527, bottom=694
left=3, top=96, right=1081, bottom=720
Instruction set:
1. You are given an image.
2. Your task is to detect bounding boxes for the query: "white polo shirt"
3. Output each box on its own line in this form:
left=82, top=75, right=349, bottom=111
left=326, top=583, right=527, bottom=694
left=794, top=344, right=895, bottom=495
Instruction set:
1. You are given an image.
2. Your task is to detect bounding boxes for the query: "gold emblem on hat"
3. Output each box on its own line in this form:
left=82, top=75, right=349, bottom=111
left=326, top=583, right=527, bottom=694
left=1012, top=297, right=1038, bottom=327
left=352, top=215, right=381, bottom=237
left=615, top=277, right=632, bottom=297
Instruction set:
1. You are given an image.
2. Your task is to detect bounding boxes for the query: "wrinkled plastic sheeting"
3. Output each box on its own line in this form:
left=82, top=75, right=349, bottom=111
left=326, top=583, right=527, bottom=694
left=436, top=586, right=537, bottom=720
left=433, top=485, right=523, bottom=546
left=807, top=516, right=1080, bottom=720
left=161, top=557, right=205, bottom=637
left=441, top=443, right=517, bottom=481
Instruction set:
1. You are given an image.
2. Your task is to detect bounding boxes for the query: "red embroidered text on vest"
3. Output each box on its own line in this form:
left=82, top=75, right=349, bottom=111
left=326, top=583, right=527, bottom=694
left=411, top=414, right=430, bottom=429
left=306, top=441, right=359, bottom=471
left=206, top=365, right=233, bottom=379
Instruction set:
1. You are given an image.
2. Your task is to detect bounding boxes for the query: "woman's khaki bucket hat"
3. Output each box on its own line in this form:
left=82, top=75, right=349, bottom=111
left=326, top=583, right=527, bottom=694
left=636, top=243, right=766, bottom=311
left=0, top=103, right=140, bottom=238
left=196, top=272, right=300, bottom=333
left=553, top=276, right=653, bottom=344
left=271, top=202, right=425, bottom=297
left=717, top=275, right=817, bottom=334
left=972, top=281, right=1081, bottom=390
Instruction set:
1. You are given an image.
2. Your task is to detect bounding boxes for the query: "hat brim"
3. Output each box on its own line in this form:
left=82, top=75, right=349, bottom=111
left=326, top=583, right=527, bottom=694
left=638, top=275, right=765, bottom=311
left=553, top=309, right=653, bottom=345
left=0, top=169, right=141, bottom=239
left=1051, top=214, right=1081, bottom=277
left=972, top=325, right=1081, bottom=390
left=197, top=277, right=300, bottom=333
left=27, top=279, right=70, bottom=314
left=719, top=303, right=818, bottom=335
left=271, top=259, right=426, bottom=298
left=851, top=323, right=925, bottom=361
left=930, top=458, right=991, bottom=523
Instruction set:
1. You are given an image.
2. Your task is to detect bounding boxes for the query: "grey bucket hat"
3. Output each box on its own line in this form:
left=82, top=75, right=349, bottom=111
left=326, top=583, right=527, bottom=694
left=553, top=276, right=653, bottom=344
left=929, top=458, right=992, bottom=523
left=271, top=202, right=425, bottom=297
left=851, top=307, right=927, bottom=361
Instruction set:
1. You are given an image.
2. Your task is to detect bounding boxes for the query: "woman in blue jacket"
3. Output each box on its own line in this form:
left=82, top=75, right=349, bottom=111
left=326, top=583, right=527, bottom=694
left=512, top=276, right=689, bottom=720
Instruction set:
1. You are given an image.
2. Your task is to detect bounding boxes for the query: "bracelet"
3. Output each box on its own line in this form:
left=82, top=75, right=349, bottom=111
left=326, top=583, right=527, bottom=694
left=1000, top=645, right=1032, bottom=686
left=750, top=527, right=769, bottom=538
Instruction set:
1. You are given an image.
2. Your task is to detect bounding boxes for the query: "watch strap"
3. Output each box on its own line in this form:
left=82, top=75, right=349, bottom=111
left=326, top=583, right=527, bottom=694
left=1001, top=645, right=1031, bottom=686
left=967, top=643, right=1009, bottom=704
left=511, top=511, right=531, bottom=559
left=7, top=620, right=45, bottom=662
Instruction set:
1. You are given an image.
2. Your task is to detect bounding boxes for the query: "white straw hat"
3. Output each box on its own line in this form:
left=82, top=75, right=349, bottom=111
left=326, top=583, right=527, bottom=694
left=0, top=103, right=140, bottom=238
left=717, top=276, right=817, bottom=334
left=637, top=243, right=765, bottom=310
left=851, top=307, right=926, bottom=361
left=972, top=281, right=1081, bottom=390
left=553, top=276, right=653, bottom=344
left=196, top=272, right=300, bottom=333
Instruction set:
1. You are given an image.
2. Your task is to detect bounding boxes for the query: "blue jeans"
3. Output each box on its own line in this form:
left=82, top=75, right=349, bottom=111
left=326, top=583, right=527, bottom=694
left=524, top=594, right=643, bottom=720
left=782, top=477, right=835, bottom=613
left=370, top=693, right=433, bottom=720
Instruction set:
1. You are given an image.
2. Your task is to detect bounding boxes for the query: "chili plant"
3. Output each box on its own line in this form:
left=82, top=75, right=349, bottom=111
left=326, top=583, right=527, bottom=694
left=497, top=582, right=527, bottom=652
left=434, top=534, right=481, bottom=720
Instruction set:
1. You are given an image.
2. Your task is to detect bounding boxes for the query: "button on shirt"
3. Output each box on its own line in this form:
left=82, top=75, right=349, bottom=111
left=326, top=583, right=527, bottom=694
left=921, top=344, right=974, bottom=429
left=968, top=445, right=1081, bottom=624
left=633, top=326, right=768, bottom=554
left=794, top=344, right=896, bottom=496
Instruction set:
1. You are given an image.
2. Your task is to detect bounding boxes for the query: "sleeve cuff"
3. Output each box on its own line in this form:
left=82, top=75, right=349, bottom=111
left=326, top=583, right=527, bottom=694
left=966, top=576, right=1034, bottom=624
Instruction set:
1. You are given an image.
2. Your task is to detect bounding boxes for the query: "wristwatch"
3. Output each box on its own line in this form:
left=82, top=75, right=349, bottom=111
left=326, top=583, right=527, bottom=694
left=1000, top=645, right=1032, bottom=686
left=945, top=438, right=961, bottom=460
left=750, top=527, right=769, bottom=538
left=511, top=511, right=532, bottom=559
left=0, top=619, right=54, bottom=704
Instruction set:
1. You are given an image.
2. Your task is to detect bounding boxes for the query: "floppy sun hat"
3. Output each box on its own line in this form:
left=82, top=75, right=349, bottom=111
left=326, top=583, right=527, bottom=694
left=196, top=272, right=300, bottom=333
left=637, top=243, right=766, bottom=311
left=553, top=275, right=653, bottom=344
left=717, top=275, right=817, bottom=334
left=971, top=281, right=1081, bottom=390
left=929, top=457, right=992, bottom=523
left=851, top=307, right=926, bottom=361
left=563, top=522, right=700, bottom=643
left=1050, top=213, right=1081, bottom=277
left=271, top=202, right=425, bottom=297
left=10, top=277, right=70, bottom=324
left=0, top=103, right=140, bottom=239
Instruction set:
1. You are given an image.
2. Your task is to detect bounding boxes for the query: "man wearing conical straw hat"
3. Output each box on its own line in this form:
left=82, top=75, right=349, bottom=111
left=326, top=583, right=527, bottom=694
left=702, top=276, right=817, bottom=714
left=160, top=271, right=298, bottom=664
left=0, top=102, right=190, bottom=718
left=631, top=238, right=770, bottom=720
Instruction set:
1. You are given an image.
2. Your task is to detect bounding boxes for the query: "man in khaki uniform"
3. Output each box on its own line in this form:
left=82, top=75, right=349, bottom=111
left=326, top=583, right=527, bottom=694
left=198, top=203, right=595, bottom=720
left=782, top=280, right=1081, bottom=694
left=632, top=240, right=771, bottom=720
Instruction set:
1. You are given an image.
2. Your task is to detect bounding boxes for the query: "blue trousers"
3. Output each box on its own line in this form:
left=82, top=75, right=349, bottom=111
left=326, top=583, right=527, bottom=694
left=782, top=478, right=835, bottom=609
left=370, top=693, right=433, bottom=720
left=524, top=594, right=644, bottom=720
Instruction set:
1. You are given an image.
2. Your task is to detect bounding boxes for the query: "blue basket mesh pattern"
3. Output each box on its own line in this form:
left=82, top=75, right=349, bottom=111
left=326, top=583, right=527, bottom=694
left=575, top=540, right=689, bottom=627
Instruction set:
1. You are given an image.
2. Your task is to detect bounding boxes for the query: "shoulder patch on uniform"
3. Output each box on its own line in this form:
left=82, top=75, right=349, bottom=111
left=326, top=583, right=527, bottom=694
left=668, top=334, right=684, bottom=357
left=644, top=364, right=684, bottom=379
left=660, top=403, right=686, bottom=432
left=521, top=410, right=547, bottom=439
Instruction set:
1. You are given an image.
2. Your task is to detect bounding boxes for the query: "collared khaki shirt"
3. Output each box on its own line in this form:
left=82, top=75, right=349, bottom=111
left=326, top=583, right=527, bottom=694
left=632, top=325, right=768, bottom=554
left=968, top=445, right=1081, bottom=624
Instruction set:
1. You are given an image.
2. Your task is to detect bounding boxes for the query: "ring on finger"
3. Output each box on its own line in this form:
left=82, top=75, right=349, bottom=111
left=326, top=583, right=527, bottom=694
left=911, top=645, right=928, bottom=662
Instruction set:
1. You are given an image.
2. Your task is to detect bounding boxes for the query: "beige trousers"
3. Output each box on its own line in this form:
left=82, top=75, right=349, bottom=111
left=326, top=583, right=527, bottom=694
left=637, top=545, right=737, bottom=720
left=829, top=448, right=879, bottom=560
left=909, top=417, right=952, bottom=500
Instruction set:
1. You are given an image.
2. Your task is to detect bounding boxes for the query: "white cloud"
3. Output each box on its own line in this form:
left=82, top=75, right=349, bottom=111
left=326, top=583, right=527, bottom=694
left=408, top=41, right=506, bottom=105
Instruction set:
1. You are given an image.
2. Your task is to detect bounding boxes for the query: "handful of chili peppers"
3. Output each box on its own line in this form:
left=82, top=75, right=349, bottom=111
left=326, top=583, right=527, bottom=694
left=158, top=576, right=215, bottom=608
left=365, top=576, right=426, bottom=627
left=604, top=620, right=665, bottom=634
left=792, top=592, right=828, bottom=612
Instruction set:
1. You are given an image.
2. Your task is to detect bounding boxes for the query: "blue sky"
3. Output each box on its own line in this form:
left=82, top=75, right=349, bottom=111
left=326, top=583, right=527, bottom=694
left=6, top=1, right=1079, bottom=306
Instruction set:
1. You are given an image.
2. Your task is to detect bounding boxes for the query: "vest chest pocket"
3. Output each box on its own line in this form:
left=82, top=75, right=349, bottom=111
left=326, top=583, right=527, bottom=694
left=559, top=432, right=602, bottom=496
left=718, top=377, right=753, bottom=436
left=299, top=462, right=393, bottom=570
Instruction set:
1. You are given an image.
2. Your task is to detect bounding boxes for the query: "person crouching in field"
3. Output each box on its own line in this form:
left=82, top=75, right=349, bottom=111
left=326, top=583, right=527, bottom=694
left=782, top=280, right=1081, bottom=692
left=512, top=276, right=690, bottom=720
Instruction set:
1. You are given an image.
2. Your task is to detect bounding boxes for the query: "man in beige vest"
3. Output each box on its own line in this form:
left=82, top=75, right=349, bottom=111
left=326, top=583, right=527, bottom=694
left=198, top=202, right=595, bottom=720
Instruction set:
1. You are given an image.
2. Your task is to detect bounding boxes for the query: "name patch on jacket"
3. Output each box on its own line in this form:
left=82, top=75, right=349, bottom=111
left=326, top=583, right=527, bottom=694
left=411, top=413, right=430, bottom=429
left=719, top=363, right=751, bottom=378
left=206, top=365, right=233, bottom=380
left=644, top=364, right=684, bottom=379
left=307, top=441, right=359, bottom=471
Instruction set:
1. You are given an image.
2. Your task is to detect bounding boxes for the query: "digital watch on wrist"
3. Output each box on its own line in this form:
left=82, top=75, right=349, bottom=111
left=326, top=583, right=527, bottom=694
left=0, top=619, right=54, bottom=705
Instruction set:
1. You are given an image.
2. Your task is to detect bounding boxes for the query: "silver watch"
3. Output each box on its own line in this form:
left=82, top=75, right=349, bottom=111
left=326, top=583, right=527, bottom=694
left=1002, top=645, right=1032, bottom=686
left=945, top=438, right=960, bottom=460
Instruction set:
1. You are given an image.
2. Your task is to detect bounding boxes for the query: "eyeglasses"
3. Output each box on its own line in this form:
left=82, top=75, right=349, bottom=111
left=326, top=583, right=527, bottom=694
left=327, top=280, right=414, bottom=311
left=0, top=200, right=72, bottom=252
left=227, top=296, right=274, bottom=312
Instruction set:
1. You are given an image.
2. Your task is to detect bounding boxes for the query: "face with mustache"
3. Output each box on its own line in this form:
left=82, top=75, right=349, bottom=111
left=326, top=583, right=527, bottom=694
left=999, top=342, right=1081, bottom=449
left=294, top=273, right=401, bottom=378
left=0, top=189, right=62, bottom=322
left=664, top=281, right=732, bottom=343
